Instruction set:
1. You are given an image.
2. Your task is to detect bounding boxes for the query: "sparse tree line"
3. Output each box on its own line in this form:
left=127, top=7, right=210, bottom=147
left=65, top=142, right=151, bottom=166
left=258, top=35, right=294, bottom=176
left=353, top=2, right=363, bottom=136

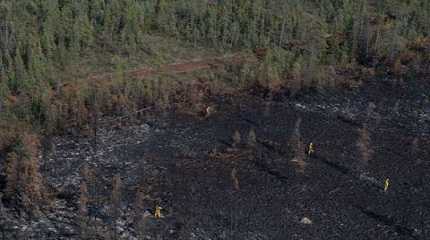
left=0, top=0, right=429, bottom=223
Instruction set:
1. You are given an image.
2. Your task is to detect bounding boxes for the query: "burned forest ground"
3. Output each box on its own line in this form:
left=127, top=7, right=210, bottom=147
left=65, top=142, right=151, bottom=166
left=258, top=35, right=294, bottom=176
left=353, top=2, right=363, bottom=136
left=1, top=77, right=430, bottom=240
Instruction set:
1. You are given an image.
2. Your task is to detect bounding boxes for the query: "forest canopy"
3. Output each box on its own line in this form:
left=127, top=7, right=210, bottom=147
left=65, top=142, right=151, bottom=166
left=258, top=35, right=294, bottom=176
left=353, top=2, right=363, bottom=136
left=0, top=0, right=429, bottom=136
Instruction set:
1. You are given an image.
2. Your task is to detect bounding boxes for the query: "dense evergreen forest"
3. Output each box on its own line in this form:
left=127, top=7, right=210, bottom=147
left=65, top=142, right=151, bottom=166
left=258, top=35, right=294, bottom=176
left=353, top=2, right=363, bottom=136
left=0, top=0, right=429, bottom=210
left=1, top=0, right=430, bottom=130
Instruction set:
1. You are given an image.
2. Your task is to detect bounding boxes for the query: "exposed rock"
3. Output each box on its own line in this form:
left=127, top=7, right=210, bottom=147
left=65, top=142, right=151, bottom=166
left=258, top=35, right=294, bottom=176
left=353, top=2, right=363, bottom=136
left=300, top=217, right=312, bottom=225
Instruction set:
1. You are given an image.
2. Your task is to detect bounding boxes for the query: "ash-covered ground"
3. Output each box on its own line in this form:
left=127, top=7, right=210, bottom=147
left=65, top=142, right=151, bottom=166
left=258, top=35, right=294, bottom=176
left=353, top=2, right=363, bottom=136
left=1, top=79, right=429, bottom=239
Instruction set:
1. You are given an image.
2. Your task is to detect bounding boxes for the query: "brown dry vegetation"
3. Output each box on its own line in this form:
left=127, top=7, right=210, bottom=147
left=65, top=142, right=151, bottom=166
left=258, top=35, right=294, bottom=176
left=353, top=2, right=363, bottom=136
left=288, top=118, right=308, bottom=173
left=357, top=125, right=374, bottom=170
left=1, top=0, right=430, bottom=218
left=3, top=133, right=45, bottom=214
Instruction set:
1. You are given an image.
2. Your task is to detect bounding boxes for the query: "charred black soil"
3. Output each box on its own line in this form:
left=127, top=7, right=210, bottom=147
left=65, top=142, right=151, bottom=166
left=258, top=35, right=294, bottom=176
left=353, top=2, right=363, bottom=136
left=1, top=78, right=430, bottom=240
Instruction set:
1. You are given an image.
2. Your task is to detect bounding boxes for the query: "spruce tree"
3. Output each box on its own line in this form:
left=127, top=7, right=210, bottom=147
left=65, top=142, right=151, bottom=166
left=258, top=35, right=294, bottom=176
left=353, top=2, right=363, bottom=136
left=14, top=48, right=28, bottom=90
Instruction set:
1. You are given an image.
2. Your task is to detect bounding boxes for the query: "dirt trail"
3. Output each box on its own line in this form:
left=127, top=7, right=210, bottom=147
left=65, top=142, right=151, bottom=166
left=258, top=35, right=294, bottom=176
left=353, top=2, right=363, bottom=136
left=2, top=51, right=429, bottom=239
left=88, top=53, right=252, bottom=81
